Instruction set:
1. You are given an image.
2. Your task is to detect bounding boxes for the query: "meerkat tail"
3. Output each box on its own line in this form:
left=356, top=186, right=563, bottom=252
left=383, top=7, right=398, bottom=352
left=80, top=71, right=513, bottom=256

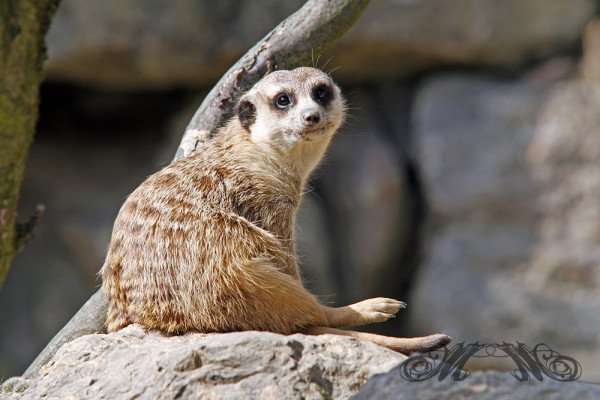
left=301, top=326, right=451, bottom=355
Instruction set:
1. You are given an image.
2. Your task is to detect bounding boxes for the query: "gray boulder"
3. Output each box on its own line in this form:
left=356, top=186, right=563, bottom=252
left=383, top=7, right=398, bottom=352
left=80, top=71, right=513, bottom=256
left=410, top=69, right=600, bottom=383
left=45, top=0, right=596, bottom=86
left=1, top=325, right=406, bottom=399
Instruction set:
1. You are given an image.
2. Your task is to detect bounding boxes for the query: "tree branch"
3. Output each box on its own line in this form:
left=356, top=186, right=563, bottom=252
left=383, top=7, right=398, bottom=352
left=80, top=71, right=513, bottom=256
left=22, top=0, right=371, bottom=379
left=14, top=204, right=46, bottom=253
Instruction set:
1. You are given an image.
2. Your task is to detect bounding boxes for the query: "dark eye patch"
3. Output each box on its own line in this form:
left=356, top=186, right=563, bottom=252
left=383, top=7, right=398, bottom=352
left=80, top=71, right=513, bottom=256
left=313, top=84, right=333, bottom=107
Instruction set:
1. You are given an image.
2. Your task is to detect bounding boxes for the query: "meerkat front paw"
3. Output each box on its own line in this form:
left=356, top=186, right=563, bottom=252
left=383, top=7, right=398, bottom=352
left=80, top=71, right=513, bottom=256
left=348, top=297, right=406, bottom=324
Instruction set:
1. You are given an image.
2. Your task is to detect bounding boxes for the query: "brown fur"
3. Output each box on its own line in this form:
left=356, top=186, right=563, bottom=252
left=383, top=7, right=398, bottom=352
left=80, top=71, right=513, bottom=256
left=101, top=67, right=450, bottom=353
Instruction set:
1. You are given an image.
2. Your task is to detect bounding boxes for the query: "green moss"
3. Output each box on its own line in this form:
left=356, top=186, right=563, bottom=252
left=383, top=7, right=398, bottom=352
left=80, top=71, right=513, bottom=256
left=1, top=377, right=30, bottom=393
left=0, top=0, right=61, bottom=289
left=311, top=382, right=333, bottom=400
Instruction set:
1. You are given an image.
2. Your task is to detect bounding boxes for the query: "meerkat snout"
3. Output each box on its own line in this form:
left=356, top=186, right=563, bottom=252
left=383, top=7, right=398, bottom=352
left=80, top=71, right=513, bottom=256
left=302, top=108, right=321, bottom=126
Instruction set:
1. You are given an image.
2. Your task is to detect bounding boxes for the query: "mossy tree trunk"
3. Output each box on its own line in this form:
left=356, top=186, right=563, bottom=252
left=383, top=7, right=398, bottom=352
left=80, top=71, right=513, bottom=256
left=0, top=0, right=61, bottom=290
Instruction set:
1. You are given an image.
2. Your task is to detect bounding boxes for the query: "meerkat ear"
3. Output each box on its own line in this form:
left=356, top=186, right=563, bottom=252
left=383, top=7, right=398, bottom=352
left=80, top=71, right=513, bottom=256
left=236, top=98, right=256, bottom=131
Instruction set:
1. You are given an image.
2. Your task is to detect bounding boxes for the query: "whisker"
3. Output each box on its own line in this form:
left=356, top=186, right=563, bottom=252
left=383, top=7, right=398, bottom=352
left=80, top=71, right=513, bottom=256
left=321, top=56, right=334, bottom=71
left=327, top=65, right=341, bottom=75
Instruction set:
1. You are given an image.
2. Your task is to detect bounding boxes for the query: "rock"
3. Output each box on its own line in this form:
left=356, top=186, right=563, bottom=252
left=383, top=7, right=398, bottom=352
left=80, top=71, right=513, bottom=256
left=45, top=0, right=303, bottom=87
left=1, top=325, right=406, bottom=400
left=582, top=18, right=600, bottom=83
left=410, top=70, right=600, bottom=383
left=45, top=0, right=596, bottom=87
left=526, top=81, right=600, bottom=292
left=414, top=74, right=547, bottom=219
left=329, top=0, right=595, bottom=82
left=351, top=368, right=600, bottom=400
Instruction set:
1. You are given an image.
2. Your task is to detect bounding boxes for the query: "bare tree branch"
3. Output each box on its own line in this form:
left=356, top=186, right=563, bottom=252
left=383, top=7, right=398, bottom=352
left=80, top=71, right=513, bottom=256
left=22, top=0, right=371, bottom=379
left=14, top=204, right=46, bottom=253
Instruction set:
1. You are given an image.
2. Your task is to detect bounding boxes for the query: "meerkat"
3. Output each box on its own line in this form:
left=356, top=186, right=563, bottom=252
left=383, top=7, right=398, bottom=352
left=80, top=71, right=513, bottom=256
left=101, top=67, right=450, bottom=354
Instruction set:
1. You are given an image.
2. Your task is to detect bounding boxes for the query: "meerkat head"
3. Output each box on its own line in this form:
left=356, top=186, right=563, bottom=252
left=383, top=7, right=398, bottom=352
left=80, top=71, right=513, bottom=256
left=235, top=67, right=345, bottom=180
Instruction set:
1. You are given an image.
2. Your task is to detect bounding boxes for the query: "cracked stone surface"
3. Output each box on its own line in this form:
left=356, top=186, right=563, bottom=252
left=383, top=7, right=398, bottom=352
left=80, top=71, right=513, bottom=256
left=1, top=325, right=406, bottom=400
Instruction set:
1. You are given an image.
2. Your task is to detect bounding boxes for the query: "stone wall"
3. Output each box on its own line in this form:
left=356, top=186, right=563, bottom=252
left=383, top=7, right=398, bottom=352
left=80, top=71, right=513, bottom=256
left=1, top=0, right=600, bottom=387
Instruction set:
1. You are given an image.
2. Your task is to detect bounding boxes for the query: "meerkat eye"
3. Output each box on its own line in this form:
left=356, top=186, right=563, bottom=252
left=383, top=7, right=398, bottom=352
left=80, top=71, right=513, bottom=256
left=274, top=93, right=291, bottom=109
left=314, top=84, right=332, bottom=106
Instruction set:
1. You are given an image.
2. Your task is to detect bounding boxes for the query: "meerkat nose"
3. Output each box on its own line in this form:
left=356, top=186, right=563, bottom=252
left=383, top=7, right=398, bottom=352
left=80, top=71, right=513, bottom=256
left=303, top=110, right=321, bottom=126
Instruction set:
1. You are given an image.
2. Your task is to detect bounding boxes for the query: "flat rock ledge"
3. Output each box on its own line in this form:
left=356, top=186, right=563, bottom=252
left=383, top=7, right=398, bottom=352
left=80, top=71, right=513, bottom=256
left=0, top=325, right=406, bottom=400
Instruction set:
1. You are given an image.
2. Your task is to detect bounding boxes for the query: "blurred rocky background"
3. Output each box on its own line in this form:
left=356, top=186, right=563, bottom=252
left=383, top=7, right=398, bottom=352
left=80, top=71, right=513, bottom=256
left=1, top=0, right=600, bottom=384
